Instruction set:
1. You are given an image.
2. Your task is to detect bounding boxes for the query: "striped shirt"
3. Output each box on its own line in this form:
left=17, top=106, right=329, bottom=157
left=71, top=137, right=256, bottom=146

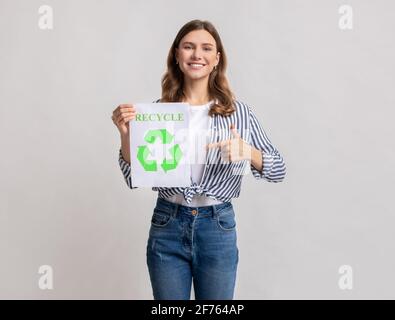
left=118, top=99, right=286, bottom=204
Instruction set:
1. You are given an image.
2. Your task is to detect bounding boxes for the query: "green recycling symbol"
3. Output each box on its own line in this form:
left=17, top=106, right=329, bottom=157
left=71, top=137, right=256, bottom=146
left=137, top=129, right=183, bottom=172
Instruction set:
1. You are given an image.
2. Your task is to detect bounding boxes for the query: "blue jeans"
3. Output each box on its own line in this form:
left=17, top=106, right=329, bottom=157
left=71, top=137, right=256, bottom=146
left=146, top=197, right=239, bottom=300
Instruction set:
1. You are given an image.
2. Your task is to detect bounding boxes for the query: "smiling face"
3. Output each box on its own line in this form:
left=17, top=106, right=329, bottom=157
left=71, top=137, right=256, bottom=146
left=175, top=29, right=220, bottom=82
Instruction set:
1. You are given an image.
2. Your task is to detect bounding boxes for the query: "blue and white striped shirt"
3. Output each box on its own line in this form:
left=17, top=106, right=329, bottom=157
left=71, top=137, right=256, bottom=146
left=118, top=100, right=286, bottom=204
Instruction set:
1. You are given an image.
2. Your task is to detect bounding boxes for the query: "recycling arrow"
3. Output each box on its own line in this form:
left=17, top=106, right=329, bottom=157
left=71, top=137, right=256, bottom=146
left=137, top=145, right=157, bottom=171
left=144, top=129, right=173, bottom=144
left=136, top=129, right=183, bottom=173
left=161, top=144, right=183, bottom=172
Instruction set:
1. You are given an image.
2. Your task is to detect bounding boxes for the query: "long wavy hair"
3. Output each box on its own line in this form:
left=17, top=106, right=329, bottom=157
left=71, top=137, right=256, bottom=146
left=161, top=20, right=236, bottom=117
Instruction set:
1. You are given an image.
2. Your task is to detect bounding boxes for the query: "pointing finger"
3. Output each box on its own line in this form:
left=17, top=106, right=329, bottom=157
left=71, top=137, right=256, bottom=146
left=206, top=140, right=228, bottom=150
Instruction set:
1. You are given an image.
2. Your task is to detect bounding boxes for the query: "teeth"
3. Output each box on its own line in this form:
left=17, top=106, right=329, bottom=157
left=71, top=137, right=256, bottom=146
left=189, top=64, right=204, bottom=67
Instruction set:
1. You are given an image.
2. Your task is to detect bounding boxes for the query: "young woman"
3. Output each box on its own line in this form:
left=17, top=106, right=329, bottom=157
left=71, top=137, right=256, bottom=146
left=111, top=20, right=286, bottom=300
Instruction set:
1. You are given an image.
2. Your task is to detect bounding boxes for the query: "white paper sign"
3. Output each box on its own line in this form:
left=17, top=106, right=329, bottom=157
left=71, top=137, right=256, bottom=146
left=130, top=103, right=191, bottom=187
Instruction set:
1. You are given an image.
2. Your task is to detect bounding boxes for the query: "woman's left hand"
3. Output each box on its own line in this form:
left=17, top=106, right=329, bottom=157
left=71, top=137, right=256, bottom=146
left=206, top=124, right=252, bottom=163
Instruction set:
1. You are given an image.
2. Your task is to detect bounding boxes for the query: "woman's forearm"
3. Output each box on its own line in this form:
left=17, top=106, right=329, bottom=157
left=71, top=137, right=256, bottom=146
left=120, top=134, right=131, bottom=164
left=250, top=146, right=263, bottom=172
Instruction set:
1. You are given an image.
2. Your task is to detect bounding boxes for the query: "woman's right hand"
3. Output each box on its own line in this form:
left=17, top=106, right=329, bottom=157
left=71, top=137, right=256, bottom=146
left=111, top=104, right=137, bottom=136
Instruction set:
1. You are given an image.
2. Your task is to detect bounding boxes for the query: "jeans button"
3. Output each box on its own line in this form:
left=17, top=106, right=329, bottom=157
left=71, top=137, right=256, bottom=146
left=191, top=209, right=197, bottom=216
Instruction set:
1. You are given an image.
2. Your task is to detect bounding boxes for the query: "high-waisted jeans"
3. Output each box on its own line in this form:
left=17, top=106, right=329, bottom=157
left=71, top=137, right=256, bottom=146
left=146, top=197, right=239, bottom=300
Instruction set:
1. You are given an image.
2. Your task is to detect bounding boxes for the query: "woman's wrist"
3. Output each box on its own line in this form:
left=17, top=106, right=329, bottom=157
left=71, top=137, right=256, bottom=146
left=120, top=133, right=131, bottom=164
left=120, top=132, right=129, bottom=141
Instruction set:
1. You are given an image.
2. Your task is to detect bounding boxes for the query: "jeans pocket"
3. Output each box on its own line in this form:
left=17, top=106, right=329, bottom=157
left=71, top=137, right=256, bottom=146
left=151, top=208, right=172, bottom=228
left=216, top=209, right=236, bottom=231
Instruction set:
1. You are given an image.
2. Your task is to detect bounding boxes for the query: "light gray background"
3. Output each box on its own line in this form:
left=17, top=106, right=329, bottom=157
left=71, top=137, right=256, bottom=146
left=1, top=0, right=394, bottom=299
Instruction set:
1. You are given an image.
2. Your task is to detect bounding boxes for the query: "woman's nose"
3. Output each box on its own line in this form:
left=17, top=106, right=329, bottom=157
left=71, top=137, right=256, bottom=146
left=191, top=48, right=203, bottom=59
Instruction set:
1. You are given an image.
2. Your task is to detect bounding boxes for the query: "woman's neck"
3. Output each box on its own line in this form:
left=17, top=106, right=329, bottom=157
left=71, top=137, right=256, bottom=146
left=182, top=77, right=211, bottom=106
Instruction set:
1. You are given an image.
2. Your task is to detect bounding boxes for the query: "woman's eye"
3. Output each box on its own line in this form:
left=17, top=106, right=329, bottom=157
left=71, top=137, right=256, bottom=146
left=204, top=48, right=212, bottom=51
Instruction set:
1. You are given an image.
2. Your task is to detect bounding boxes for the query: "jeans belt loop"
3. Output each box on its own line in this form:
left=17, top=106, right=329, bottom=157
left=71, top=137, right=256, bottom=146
left=211, top=203, right=218, bottom=219
left=172, top=202, right=179, bottom=218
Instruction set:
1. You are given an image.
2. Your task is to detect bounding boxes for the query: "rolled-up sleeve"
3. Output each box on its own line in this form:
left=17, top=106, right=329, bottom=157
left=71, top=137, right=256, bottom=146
left=118, top=149, right=138, bottom=189
left=248, top=106, right=286, bottom=182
